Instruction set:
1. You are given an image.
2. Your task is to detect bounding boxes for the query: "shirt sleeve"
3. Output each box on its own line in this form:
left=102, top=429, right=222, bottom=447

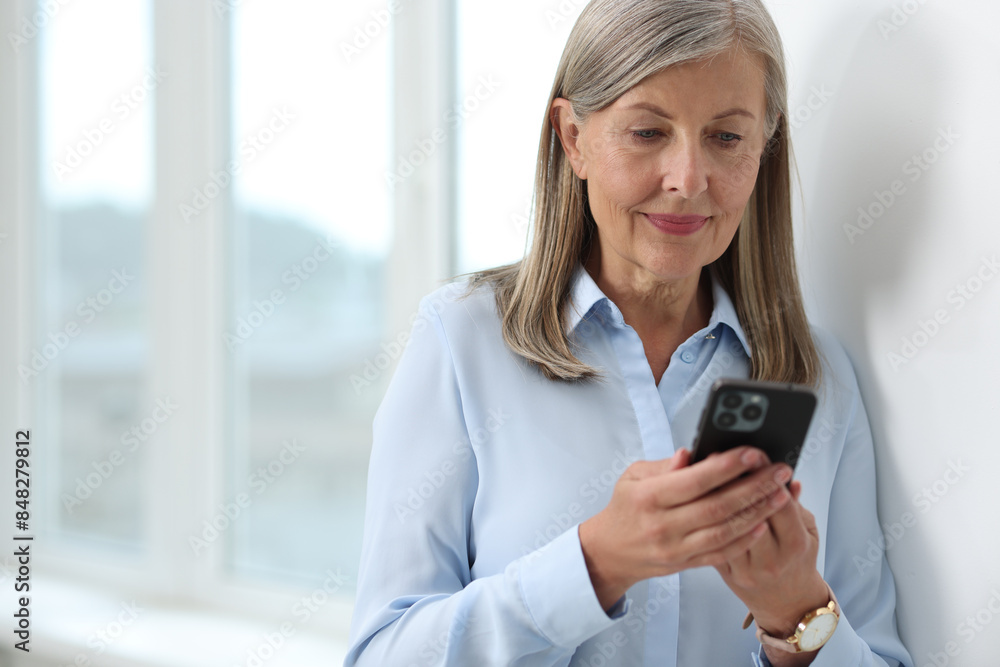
left=344, top=294, right=624, bottom=667
left=752, top=335, right=913, bottom=667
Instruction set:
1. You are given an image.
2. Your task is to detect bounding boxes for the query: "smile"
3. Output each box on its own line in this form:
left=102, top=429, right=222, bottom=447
left=644, top=213, right=709, bottom=236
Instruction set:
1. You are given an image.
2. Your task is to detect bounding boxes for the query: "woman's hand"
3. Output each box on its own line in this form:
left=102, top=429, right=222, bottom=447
left=715, top=480, right=831, bottom=666
left=578, top=446, right=795, bottom=611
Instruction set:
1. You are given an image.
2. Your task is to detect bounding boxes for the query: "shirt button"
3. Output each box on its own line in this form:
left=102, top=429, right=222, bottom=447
left=681, top=350, right=696, bottom=363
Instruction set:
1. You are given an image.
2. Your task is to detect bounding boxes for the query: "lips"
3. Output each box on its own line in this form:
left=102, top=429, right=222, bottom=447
left=644, top=213, right=709, bottom=236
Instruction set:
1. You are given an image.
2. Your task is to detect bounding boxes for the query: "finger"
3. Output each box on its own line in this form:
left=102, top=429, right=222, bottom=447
left=671, top=462, right=792, bottom=534
left=673, top=480, right=790, bottom=557
left=789, top=480, right=802, bottom=502
left=671, top=447, right=691, bottom=469
left=796, top=503, right=819, bottom=538
left=623, top=448, right=690, bottom=481
left=760, top=491, right=807, bottom=553
left=648, top=446, right=771, bottom=507
left=685, top=521, right=770, bottom=570
left=728, top=486, right=814, bottom=574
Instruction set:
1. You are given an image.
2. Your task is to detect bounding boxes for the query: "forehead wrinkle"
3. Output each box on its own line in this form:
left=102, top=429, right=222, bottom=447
left=613, top=52, right=766, bottom=124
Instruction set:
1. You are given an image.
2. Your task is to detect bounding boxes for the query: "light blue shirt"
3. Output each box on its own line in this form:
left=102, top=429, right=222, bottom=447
left=345, top=265, right=913, bottom=667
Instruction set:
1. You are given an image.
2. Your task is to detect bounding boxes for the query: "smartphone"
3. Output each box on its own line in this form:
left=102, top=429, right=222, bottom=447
left=689, top=378, right=818, bottom=471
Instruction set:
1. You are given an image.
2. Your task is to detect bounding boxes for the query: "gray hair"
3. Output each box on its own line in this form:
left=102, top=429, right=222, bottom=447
left=471, top=0, right=821, bottom=388
left=557, top=0, right=786, bottom=142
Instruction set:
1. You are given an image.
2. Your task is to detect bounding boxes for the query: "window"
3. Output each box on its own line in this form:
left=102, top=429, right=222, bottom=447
left=2, top=0, right=568, bottom=662
left=456, top=0, right=587, bottom=273
left=37, top=0, right=154, bottom=549
left=227, top=1, right=390, bottom=587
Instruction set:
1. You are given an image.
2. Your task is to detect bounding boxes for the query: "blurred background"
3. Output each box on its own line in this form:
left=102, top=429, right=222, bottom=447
left=0, top=0, right=997, bottom=665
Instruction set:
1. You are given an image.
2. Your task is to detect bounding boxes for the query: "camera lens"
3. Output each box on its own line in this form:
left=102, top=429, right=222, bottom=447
left=742, top=405, right=762, bottom=421
left=718, top=412, right=737, bottom=428
left=721, top=393, right=742, bottom=409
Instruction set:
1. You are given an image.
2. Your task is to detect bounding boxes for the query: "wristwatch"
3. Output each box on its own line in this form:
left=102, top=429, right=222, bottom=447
left=742, top=582, right=840, bottom=653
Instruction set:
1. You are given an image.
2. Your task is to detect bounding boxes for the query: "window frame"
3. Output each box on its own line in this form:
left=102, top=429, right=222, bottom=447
left=1, top=0, right=459, bottom=649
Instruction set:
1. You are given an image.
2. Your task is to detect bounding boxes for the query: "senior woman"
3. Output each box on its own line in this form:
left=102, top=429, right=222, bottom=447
left=346, top=0, right=912, bottom=665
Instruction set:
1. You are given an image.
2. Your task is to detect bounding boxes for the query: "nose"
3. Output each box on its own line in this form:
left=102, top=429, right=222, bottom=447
left=661, top=137, right=709, bottom=200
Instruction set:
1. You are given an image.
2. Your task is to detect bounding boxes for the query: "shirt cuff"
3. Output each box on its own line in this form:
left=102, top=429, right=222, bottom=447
left=517, top=524, right=626, bottom=649
left=805, top=609, right=864, bottom=666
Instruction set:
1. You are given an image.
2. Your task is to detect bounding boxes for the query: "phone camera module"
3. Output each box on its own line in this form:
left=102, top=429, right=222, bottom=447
left=713, top=391, right=769, bottom=432
left=721, top=393, right=742, bottom=409
left=718, top=412, right=738, bottom=428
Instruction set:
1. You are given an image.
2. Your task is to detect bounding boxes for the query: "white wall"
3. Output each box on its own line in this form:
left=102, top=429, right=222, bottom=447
left=769, top=1, right=1000, bottom=665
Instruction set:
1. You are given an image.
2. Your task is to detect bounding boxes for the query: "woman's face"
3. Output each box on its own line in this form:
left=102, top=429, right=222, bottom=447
left=553, top=48, right=770, bottom=285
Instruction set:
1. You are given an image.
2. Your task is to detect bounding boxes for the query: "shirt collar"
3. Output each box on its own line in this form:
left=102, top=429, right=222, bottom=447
left=564, top=263, right=752, bottom=357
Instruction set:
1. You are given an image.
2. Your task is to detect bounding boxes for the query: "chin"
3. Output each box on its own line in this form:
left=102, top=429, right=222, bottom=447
left=638, top=250, right=706, bottom=280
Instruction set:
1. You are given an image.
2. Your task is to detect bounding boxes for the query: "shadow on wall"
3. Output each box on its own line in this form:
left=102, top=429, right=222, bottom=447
left=794, top=3, right=954, bottom=658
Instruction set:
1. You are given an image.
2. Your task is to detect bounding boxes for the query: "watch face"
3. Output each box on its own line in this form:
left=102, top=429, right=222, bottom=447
left=799, top=612, right=838, bottom=651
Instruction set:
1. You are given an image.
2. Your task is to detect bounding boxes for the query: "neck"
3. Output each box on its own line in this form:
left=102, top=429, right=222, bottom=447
left=584, top=249, right=712, bottom=336
left=583, top=245, right=713, bottom=383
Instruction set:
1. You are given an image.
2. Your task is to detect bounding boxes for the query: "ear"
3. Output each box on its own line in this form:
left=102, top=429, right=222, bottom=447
left=550, top=98, right=588, bottom=180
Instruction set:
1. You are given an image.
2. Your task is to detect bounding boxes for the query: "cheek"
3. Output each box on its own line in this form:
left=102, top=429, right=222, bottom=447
left=713, top=155, right=761, bottom=211
left=594, top=149, right=660, bottom=208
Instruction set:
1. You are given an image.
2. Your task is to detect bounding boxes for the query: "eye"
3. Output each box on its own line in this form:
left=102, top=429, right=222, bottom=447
left=716, top=132, right=743, bottom=145
left=631, top=129, right=661, bottom=141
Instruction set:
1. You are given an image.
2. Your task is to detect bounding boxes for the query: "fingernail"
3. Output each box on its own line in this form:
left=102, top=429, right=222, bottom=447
left=741, top=449, right=761, bottom=466
left=774, top=467, right=792, bottom=484
left=770, top=488, right=790, bottom=508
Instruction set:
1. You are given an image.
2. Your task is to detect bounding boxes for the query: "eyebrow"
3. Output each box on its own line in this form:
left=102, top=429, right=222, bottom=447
left=622, top=102, right=757, bottom=121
